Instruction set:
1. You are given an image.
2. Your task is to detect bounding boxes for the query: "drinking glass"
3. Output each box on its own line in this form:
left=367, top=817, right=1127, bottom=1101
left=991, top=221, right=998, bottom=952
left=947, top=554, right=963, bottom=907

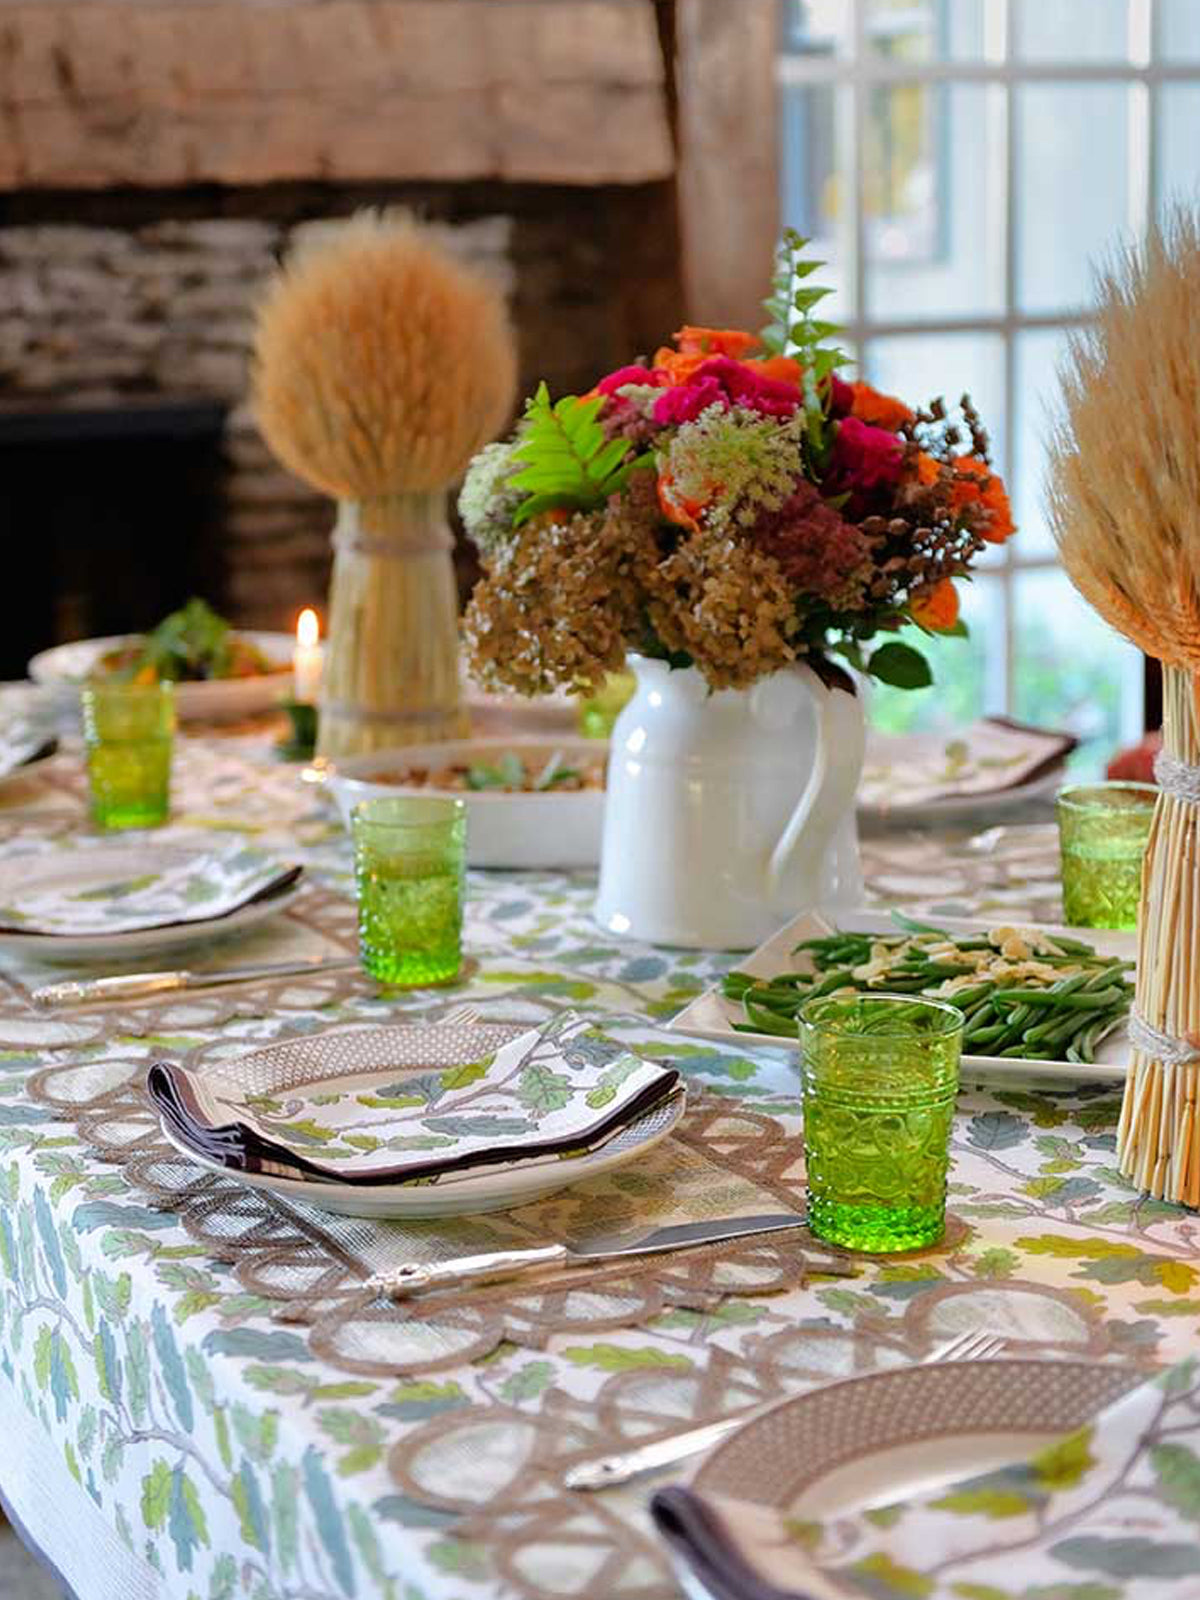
left=577, top=669, right=636, bottom=740
left=352, top=796, right=467, bottom=986
left=81, top=682, right=175, bottom=830
left=799, top=993, right=963, bottom=1253
left=1057, top=781, right=1157, bottom=930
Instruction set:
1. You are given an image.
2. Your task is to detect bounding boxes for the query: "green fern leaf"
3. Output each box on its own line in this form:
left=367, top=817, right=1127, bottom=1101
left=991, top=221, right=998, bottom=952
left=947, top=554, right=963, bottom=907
left=509, top=384, right=648, bottom=526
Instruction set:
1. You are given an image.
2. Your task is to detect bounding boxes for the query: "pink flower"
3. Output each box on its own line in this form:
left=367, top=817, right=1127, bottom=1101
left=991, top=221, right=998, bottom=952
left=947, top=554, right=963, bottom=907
left=826, top=415, right=904, bottom=517
left=596, top=364, right=663, bottom=396
left=652, top=376, right=728, bottom=426
left=695, top=356, right=801, bottom=417
left=751, top=483, right=871, bottom=607
left=827, top=372, right=854, bottom=416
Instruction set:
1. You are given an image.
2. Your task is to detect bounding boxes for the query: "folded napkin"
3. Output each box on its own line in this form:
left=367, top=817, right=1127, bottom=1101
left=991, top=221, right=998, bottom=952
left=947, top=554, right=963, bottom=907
left=860, top=717, right=1078, bottom=812
left=149, top=1015, right=682, bottom=1187
left=652, top=1358, right=1199, bottom=1600
left=0, top=846, right=302, bottom=936
left=0, top=707, right=56, bottom=780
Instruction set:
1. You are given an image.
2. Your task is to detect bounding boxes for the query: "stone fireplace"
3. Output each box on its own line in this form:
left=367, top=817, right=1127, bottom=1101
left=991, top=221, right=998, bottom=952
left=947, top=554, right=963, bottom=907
left=0, top=0, right=778, bottom=662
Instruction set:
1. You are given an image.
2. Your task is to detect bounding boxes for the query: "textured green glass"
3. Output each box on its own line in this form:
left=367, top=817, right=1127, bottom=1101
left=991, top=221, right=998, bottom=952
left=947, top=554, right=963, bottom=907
left=1057, top=781, right=1156, bottom=931
left=799, top=994, right=963, bottom=1254
left=577, top=669, right=636, bottom=740
left=353, top=796, right=466, bottom=987
left=81, top=683, right=175, bottom=830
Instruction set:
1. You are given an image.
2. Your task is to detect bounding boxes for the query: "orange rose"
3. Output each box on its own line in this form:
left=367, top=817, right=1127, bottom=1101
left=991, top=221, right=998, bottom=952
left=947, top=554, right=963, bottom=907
left=851, top=382, right=914, bottom=431
left=951, top=456, right=1015, bottom=544
left=653, top=347, right=710, bottom=384
left=673, top=326, right=762, bottom=359
left=656, top=469, right=703, bottom=533
left=911, top=578, right=960, bottom=632
left=748, top=354, right=803, bottom=386
left=915, top=451, right=941, bottom=486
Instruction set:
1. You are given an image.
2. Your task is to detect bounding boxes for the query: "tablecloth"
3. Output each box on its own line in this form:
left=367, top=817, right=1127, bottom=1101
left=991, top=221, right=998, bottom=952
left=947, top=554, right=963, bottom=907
left=0, top=734, right=1195, bottom=1600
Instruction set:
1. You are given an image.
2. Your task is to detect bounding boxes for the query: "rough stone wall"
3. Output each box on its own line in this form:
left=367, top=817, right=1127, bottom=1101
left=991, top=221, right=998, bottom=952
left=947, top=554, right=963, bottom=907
left=0, top=182, right=683, bottom=629
left=0, top=212, right=512, bottom=626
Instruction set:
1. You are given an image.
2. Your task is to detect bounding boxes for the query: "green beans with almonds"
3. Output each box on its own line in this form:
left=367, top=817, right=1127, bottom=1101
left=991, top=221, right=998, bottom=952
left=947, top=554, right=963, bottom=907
left=721, top=916, right=1134, bottom=1063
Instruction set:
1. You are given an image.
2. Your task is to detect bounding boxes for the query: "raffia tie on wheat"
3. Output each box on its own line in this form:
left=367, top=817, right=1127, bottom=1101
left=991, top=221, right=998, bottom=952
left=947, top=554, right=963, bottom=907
left=1116, top=668, right=1200, bottom=1206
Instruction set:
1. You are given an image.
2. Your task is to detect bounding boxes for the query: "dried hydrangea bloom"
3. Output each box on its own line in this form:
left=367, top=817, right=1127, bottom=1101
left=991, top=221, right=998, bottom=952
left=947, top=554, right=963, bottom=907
left=464, top=502, right=649, bottom=696
left=663, top=405, right=806, bottom=535
left=644, top=524, right=798, bottom=691
left=457, top=439, right=525, bottom=555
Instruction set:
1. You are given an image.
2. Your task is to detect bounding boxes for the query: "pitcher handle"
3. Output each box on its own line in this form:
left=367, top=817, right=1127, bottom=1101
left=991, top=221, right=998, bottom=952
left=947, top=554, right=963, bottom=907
left=765, top=663, right=865, bottom=913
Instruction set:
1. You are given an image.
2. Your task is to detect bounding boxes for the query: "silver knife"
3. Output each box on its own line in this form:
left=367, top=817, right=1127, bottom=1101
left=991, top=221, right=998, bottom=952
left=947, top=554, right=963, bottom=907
left=32, top=955, right=360, bottom=1007
left=363, top=1211, right=849, bottom=1299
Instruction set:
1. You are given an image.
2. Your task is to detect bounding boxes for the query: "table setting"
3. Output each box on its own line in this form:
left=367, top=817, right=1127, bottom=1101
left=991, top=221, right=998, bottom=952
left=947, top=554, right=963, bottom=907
left=0, top=219, right=1198, bottom=1600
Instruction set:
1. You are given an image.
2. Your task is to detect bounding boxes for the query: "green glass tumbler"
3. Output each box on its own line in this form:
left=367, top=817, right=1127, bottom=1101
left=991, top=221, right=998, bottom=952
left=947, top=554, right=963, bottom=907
left=1057, top=781, right=1157, bottom=930
left=81, top=682, right=175, bottom=830
left=799, top=993, right=963, bottom=1254
left=352, top=796, right=467, bottom=987
left=577, top=669, right=636, bottom=740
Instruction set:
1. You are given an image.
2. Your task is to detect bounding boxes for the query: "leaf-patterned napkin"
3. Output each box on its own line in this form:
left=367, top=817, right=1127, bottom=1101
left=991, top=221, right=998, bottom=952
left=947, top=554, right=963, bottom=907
left=652, top=1359, right=1200, bottom=1600
left=148, top=1016, right=682, bottom=1186
left=860, top=717, right=1077, bottom=812
left=0, top=700, right=56, bottom=780
left=0, top=845, right=302, bottom=935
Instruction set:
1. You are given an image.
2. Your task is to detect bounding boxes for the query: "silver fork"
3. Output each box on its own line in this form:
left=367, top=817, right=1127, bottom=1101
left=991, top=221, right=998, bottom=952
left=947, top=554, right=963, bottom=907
left=563, top=1329, right=1007, bottom=1491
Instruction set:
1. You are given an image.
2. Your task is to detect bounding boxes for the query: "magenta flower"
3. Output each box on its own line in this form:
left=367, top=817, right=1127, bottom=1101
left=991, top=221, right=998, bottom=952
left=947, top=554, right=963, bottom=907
left=652, top=376, right=728, bottom=426
left=597, top=364, right=662, bottom=397
left=826, top=415, right=904, bottom=516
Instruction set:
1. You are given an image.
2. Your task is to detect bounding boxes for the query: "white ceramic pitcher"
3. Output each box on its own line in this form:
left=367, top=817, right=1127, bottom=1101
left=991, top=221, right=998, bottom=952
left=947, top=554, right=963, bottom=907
left=594, top=654, right=865, bottom=949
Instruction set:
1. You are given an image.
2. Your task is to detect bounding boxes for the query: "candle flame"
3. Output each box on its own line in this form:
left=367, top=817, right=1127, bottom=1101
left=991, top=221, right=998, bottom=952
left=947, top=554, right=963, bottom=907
left=297, top=608, right=320, bottom=648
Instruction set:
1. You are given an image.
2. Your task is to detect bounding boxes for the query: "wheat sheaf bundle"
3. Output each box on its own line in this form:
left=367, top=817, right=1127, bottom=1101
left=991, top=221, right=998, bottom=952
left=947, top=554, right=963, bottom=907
left=1048, top=206, right=1200, bottom=1206
left=252, top=213, right=517, bottom=758
left=253, top=210, right=517, bottom=498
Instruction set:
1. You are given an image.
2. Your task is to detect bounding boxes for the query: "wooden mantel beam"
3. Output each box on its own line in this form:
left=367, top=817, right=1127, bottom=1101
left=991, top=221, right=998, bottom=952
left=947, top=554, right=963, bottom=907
left=674, top=0, right=780, bottom=329
left=0, top=0, right=674, bottom=191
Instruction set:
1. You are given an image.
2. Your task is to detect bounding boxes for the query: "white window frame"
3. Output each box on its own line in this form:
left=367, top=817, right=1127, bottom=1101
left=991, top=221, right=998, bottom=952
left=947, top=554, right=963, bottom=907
left=777, top=0, right=1176, bottom=733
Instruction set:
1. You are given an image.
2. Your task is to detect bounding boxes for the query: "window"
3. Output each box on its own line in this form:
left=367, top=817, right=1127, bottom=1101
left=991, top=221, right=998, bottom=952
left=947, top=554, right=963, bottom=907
left=779, top=0, right=1200, bottom=769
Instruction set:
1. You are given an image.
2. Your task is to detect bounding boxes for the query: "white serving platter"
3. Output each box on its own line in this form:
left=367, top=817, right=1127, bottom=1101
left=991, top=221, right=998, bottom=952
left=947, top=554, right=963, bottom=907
left=669, top=907, right=1137, bottom=1084
left=318, top=736, right=606, bottom=870
left=29, top=633, right=294, bottom=722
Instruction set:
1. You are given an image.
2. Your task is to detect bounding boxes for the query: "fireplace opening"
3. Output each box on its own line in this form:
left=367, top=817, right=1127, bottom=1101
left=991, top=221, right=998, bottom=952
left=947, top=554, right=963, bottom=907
left=0, top=398, right=228, bottom=679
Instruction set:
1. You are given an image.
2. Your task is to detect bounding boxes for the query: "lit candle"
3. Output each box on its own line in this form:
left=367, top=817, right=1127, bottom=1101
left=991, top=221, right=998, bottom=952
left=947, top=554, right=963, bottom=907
left=293, top=608, right=323, bottom=705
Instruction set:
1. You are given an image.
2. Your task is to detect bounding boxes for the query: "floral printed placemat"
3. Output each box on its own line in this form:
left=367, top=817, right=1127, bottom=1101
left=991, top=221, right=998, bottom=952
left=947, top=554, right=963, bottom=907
left=0, top=842, right=302, bottom=935
left=148, top=1014, right=682, bottom=1183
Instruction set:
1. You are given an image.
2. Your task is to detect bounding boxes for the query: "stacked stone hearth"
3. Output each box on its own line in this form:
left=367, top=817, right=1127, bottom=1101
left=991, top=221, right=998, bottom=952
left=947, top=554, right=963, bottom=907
left=0, top=214, right=512, bottom=626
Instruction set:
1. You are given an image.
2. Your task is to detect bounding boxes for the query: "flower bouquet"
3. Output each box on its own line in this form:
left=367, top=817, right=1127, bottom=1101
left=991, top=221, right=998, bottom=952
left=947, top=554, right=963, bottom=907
left=462, top=230, right=1013, bottom=700
left=461, top=232, right=1012, bottom=945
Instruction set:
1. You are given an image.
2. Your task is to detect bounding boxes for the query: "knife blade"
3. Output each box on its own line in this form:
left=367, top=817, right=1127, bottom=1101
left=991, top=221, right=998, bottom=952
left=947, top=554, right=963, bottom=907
left=363, top=1211, right=845, bottom=1299
left=32, top=955, right=360, bottom=1007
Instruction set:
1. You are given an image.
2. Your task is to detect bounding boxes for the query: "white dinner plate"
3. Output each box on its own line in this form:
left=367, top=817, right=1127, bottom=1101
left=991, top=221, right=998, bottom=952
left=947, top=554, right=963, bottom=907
left=673, top=1360, right=1140, bottom=1600
left=161, top=1088, right=686, bottom=1218
left=0, top=845, right=302, bottom=960
left=669, top=907, right=1137, bottom=1084
left=28, top=633, right=294, bottom=722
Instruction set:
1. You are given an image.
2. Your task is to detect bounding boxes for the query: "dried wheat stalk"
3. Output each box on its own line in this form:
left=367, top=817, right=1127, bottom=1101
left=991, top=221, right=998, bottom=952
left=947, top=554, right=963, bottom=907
left=1048, top=207, right=1200, bottom=1206
left=251, top=212, right=516, bottom=757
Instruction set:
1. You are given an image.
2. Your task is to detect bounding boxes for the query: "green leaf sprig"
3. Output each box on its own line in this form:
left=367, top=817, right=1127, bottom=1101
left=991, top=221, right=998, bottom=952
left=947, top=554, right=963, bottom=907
left=509, top=383, right=652, bottom=528
left=761, top=228, right=850, bottom=463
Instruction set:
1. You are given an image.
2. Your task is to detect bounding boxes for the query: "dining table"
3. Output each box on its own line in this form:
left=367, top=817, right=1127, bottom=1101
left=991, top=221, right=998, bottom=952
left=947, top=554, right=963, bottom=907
left=0, top=721, right=1194, bottom=1600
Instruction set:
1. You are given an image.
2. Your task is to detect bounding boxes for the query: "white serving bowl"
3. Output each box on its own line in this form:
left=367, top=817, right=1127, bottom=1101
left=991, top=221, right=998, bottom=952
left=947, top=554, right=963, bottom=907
left=322, top=737, right=606, bottom=869
left=28, top=633, right=294, bottom=722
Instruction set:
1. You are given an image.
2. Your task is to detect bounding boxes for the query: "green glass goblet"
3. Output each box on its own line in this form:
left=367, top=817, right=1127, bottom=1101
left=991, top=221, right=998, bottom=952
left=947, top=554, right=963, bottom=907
left=1056, top=781, right=1157, bottom=931
left=352, top=796, right=467, bottom=987
left=799, top=993, right=964, bottom=1254
left=81, top=681, right=175, bottom=830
